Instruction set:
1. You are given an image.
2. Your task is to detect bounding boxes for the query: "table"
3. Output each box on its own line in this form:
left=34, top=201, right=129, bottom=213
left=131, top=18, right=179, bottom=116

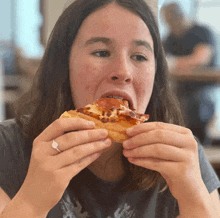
left=169, top=67, right=220, bottom=83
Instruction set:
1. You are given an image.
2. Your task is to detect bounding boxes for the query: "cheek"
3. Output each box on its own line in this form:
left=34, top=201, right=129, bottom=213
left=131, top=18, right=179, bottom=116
left=137, top=78, right=154, bottom=98
left=135, top=68, right=155, bottom=112
left=136, top=66, right=155, bottom=93
left=71, top=63, right=97, bottom=88
left=70, top=61, right=104, bottom=104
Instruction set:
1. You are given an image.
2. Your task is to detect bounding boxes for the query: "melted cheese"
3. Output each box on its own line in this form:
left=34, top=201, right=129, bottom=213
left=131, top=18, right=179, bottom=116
left=75, top=98, right=149, bottom=124
left=85, top=104, right=119, bottom=121
left=86, top=104, right=102, bottom=116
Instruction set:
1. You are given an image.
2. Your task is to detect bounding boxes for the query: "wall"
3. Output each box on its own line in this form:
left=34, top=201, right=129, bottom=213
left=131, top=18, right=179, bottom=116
left=43, top=0, right=67, bottom=43
left=0, top=1, right=11, bottom=41
left=196, top=1, right=220, bottom=68
left=13, top=0, right=44, bottom=58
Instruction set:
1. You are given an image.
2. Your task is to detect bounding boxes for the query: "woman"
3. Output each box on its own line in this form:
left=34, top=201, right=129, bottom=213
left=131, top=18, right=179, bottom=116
left=0, top=0, right=220, bottom=217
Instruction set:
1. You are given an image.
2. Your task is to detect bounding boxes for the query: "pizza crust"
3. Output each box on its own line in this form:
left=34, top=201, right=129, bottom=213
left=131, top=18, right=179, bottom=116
left=60, top=98, right=149, bottom=143
left=60, top=110, right=135, bottom=142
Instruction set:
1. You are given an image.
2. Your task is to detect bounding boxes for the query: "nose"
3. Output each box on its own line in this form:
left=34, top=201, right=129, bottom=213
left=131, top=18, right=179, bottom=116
left=109, top=55, right=133, bottom=84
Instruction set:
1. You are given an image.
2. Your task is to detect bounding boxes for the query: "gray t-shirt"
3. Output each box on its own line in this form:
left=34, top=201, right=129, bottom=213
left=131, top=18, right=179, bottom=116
left=0, top=119, right=220, bottom=218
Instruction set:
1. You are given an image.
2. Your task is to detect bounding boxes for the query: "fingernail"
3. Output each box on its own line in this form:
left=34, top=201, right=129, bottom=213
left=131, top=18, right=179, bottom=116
left=126, top=127, right=133, bottom=136
left=98, top=129, right=108, bottom=137
left=102, top=138, right=111, bottom=146
left=87, top=121, right=95, bottom=126
left=123, top=140, right=130, bottom=148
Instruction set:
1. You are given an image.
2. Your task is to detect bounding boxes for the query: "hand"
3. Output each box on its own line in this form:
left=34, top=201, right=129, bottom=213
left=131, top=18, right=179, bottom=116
left=122, top=122, right=204, bottom=202
left=16, top=118, right=111, bottom=215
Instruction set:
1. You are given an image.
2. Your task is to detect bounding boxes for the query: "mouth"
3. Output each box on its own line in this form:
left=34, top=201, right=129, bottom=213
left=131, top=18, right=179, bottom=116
left=100, top=92, right=135, bottom=110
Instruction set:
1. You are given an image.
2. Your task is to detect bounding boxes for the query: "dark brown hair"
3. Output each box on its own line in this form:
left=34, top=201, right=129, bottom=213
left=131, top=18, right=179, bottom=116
left=14, top=0, right=184, bottom=191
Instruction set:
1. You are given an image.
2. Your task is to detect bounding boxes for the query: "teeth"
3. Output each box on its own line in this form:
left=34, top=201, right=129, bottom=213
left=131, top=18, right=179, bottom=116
left=106, top=95, right=124, bottom=100
left=105, top=95, right=132, bottom=109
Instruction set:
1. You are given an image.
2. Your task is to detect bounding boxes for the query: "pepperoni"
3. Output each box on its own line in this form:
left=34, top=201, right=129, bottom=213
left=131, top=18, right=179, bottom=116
left=95, top=98, right=122, bottom=111
left=75, top=98, right=149, bottom=124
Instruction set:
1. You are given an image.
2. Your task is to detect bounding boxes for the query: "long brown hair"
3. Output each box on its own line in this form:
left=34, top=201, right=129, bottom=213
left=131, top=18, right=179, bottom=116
left=13, top=0, right=184, bottom=191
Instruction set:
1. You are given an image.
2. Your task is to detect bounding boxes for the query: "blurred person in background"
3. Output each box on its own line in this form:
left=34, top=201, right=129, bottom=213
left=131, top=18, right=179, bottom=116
left=161, top=2, right=218, bottom=145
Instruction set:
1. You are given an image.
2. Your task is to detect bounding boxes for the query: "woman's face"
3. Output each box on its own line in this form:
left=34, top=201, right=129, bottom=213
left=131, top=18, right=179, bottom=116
left=69, top=3, right=156, bottom=114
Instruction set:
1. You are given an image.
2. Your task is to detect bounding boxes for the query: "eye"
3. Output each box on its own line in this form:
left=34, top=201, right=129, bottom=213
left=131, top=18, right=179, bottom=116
left=92, top=50, right=110, bottom=58
left=131, top=54, right=148, bottom=62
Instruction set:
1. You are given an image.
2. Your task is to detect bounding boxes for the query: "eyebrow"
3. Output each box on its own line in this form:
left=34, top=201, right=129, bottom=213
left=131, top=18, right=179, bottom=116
left=85, top=37, right=153, bottom=52
left=85, top=37, right=111, bottom=46
left=134, top=40, right=153, bottom=53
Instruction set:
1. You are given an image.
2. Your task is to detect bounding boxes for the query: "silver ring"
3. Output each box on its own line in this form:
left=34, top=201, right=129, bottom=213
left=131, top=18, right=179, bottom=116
left=52, top=140, right=61, bottom=153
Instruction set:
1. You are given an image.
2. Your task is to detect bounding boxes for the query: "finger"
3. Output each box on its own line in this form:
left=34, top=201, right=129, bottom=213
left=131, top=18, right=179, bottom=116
left=127, top=157, right=173, bottom=175
left=126, top=122, right=192, bottom=137
left=123, top=129, right=195, bottom=149
left=58, top=152, right=102, bottom=181
left=128, top=157, right=186, bottom=186
left=36, top=118, right=95, bottom=142
left=123, top=144, right=186, bottom=162
left=51, top=128, right=109, bottom=152
left=53, top=138, right=112, bottom=168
